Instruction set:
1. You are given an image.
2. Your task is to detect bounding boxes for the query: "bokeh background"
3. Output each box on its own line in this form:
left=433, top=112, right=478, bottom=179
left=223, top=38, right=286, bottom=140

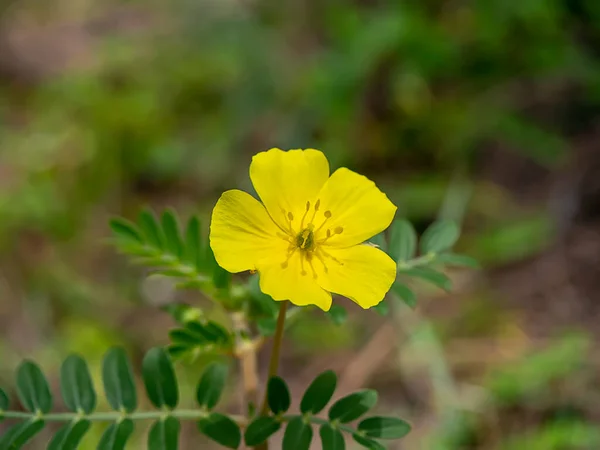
left=1, top=0, right=600, bottom=448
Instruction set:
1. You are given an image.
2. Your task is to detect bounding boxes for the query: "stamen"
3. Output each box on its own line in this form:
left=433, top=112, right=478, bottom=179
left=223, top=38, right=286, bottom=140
left=276, top=232, right=294, bottom=244
left=334, top=226, right=343, bottom=234
left=314, top=250, right=329, bottom=273
left=308, top=198, right=320, bottom=225
left=306, top=254, right=318, bottom=279
left=287, top=212, right=294, bottom=221
left=282, top=209, right=295, bottom=235
left=300, top=201, right=310, bottom=228
left=300, top=254, right=307, bottom=276
left=314, top=211, right=332, bottom=233
left=318, top=247, right=344, bottom=266
left=281, top=247, right=297, bottom=269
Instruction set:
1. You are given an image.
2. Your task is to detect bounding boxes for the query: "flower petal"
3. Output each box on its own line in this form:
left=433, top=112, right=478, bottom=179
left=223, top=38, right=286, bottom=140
left=257, top=252, right=332, bottom=311
left=210, top=189, right=283, bottom=273
left=316, top=168, right=396, bottom=247
left=250, top=148, right=330, bottom=231
left=315, top=244, right=396, bottom=309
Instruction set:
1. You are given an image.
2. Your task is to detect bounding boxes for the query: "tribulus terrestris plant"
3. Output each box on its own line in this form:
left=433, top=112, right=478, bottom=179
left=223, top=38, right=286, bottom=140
left=0, top=148, right=476, bottom=449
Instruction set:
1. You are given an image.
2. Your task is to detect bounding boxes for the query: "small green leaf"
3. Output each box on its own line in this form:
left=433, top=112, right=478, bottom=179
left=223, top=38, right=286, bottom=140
left=319, top=424, right=345, bottom=450
left=102, top=347, right=137, bottom=413
left=198, top=413, right=241, bottom=449
left=400, top=267, right=452, bottom=291
left=328, top=390, right=378, bottom=423
left=97, top=419, right=134, bottom=450
left=420, top=220, right=459, bottom=254
left=142, top=348, right=179, bottom=409
left=196, top=362, right=228, bottom=409
left=184, top=216, right=202, bottom=269
left=0, top=419, right=45, bottom=449
left=138, top=209, right=164, bottom=250
left=389, top=220, right=417, bottom=262
left=267, top=376, right=291, bottom=414
left=60, top=354, right=97, bottom=414
left=282, top=417, right=313, bottom=450
left=371, top=301, right=389, bottom=316
left=47, top=419, right=91, bottom=450
left=257, top=318, right=277, bottom=337
left=352, top=434, right=385, bottom=450
left=436, top=253, right=479, bottom=268
left=0, top=388, right=8, bottom=411
left=161, top=210, right=184, bottom=258
left=16, top=360, right=52, bottom=413
left=244, top=416, right=281, bottom=446
left=186, top=321, right=230, bottom=344
left=148, top=417, right=180, bottom=450
left=110, top=218, right=143, bottom=245
left=327, top=305, right=348, bottom=325
left=300, top=370, right=337, bottom=415
left=168, top=328, right=203, bottom=347
left=358, top=416, right=411, bottom=439
left=391, top=282, right=416, bottom=308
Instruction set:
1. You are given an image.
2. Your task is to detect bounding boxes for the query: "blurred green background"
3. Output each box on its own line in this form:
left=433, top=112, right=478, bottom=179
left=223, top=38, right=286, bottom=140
left=1, top=0, right=600, bottom=448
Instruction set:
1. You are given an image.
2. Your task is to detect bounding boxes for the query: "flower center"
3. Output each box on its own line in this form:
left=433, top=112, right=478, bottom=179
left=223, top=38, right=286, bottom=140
left=278, top=200, right=345, bottom=277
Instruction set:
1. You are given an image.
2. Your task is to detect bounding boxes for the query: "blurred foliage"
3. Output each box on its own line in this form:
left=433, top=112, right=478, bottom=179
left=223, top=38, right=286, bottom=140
left=2, top=0, right=600, bottom=448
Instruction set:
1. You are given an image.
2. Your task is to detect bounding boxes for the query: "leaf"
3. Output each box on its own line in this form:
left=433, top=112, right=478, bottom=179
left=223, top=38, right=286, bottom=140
left=352, top=434, right=385, bottom=450
left=328, top=390, right=378, bottom=423
left=267, top=376, right=291, bottom=414
left=47, top=419, right=91, bottom=450
left=282, top=417, right=313, bottom=450
left=358, top=416, right=411, bottom=439
left=16, top=360, right=52, bottom=413
left=388, top=219, right=417, bottom=262
left=186, top=321, right=230, bottom=344
left=148, top=417, right=180, bottom=450
left=300, top=370, right=337, bottom=415
left=184, top=216, right=202, bottom=270
left=0, top=388, right=8, bottom=411
left=168, top=328, right=203, bottom=347
left=320, top=424, right=345, bottom=450
left=110, top=218, right=142, bottom=245
left=371, top=301, right=389, bottom=316
left=257, top=318, right=277, bottom=337
left=0, top=419, right=44, bottom=450
left=60, top=354, right=97, bottom=414
left=400, top=267, right=452, bottom=291
left=213, top=266, right=231, bottom=290
left=420, top=220, right=459, bottom=254
left=102, top=347, right=137, bottom=413
left=391, top=282, right=416, bottom=308
left=138, top=209, right=165, bottom=250
left=97, top=419, right=134, bottom=450
left=198, top=413, right=241, bottom=449
left=436, top=253, right=479, bottom=268
left=196, top=362, right=228, bottom=409
left=327, top=305, right=348, bottom=325
left=244, top=416, right=281, bottom=446
left=142, top=348, right=179, bottom=409
left=161, top=210, right=184, bottom=258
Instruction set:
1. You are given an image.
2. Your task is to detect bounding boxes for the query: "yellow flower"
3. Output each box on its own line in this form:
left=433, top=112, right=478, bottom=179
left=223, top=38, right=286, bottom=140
left=209, top=148, right=397, bottom=311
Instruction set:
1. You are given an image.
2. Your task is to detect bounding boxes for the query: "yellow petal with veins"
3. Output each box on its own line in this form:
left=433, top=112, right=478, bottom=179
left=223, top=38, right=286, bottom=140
left=315, top=244, right=396, bottom=309
left=250, top=148, right=330, bottom=232
left=316, top=168, right=396, bottom=247
left=257, top=252, right=332, bottom=311
left=210, top=189, right=283, bottom=273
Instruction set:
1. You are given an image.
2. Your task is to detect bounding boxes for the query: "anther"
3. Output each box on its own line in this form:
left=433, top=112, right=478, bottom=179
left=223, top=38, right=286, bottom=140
left=287, top=212, right=294, bottom=221
left=315, top=199, right=320, bottom=211
left=306, top=201, right=311, bottom=211
left=334, top=226, right=343, bottom=234
left=281, top=261, right=288, bottom=269
left=324, top=210, right=332, bottom=218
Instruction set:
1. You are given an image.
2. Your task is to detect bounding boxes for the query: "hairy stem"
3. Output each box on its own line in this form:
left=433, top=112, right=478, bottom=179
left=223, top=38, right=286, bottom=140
left=0, top=410, right=246, bottom=424
left=255, top=301, right=288, bottom=450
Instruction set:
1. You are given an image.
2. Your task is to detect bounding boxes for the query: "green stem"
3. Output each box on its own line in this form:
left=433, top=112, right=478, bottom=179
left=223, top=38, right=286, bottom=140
left=255, top=301, right=288, bottom=450
left=0, top=409, right=246, bottom=424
